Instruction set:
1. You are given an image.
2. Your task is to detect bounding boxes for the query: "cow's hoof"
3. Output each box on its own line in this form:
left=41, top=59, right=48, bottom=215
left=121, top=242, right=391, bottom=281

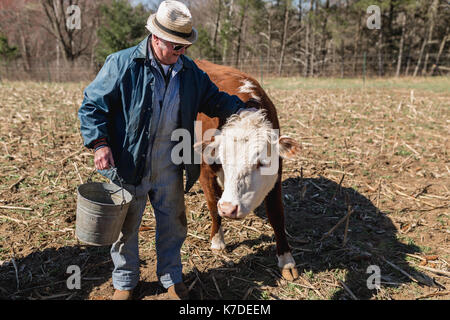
left=280, top=267, right=299, bottom=281
left=210, top=242, right=226, bottom=251
left=210, top=227, right=225, bottom=251
left=277, top=252, right=298, bottom=280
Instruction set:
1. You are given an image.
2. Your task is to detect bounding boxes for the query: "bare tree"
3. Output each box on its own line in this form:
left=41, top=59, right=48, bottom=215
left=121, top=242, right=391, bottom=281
left=258, top=3, right=273, bottom=75
left=221, top=0, right=234, bottom=64
left=40, top=0, right=96, bottom=64
left=303, top=0, right=312, bottom=77
left=413, top=0, right=438, bottom=76
left=320, top=0, right=331, bottom=76
left=234, top=0, right=249, bottom=66
left=278, top=0, right=291, bottom=76
left=429, top=26, right=449, bottom=76
left=395, top=12, right=406, bottom=77
left=213, top=0, right=222, bottom=59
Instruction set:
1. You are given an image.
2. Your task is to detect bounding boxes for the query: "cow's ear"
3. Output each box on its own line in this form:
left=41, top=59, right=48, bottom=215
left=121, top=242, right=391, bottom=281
left=278, top=136, right=301, bottom=159
left=194, top=136, right=221, bottom=164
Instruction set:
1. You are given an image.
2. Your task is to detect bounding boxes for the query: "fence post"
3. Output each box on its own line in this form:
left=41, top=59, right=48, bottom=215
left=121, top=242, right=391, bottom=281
left=46, top=60, right=51, bottom=82
left=363, top=51, right=367, bottom=87
left=260, top=53, right=263, bottom=87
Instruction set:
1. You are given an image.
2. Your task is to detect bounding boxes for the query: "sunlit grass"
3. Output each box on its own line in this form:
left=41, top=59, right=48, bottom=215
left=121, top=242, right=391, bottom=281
left=263, top=76, right=450, bottom=93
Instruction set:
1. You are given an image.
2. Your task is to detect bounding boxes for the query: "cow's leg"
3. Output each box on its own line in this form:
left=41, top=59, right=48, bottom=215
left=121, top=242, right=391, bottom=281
left=264, top=165, right=299, bottom=281
left=199, top=166, right=225, bottom=251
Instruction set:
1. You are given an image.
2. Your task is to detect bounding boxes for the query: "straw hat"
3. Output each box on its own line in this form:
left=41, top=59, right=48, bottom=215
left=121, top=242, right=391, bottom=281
left=146, top=0, right=198, bottom=45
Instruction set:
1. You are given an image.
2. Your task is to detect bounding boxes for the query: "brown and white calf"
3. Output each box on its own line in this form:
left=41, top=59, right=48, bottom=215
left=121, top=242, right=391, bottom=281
left=194, top=60, right=300, bottom=281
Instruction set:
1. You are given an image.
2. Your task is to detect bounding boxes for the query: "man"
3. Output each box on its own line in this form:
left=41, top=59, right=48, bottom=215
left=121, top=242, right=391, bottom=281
left=78, top=1, right=258, bottom=300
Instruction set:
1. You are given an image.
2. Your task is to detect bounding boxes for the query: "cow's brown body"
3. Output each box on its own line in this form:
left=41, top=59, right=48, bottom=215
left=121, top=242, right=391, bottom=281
left=195, top=60, right=298, bottom=280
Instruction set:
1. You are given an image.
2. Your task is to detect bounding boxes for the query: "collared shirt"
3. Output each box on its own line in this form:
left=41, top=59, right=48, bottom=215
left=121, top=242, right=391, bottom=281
left=133, top=40, right=184, bottom=196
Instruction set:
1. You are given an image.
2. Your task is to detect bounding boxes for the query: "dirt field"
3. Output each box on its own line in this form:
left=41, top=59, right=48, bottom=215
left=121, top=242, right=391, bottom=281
left=0, top=77, right=448, bottom=300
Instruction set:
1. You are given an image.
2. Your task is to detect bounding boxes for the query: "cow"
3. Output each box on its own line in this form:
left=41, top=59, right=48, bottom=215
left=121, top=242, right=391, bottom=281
left=194, top=60, right=300, bottom=281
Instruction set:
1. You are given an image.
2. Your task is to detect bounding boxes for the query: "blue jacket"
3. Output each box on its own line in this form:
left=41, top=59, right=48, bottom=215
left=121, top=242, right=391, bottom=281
left=78, top=37, right=244, bottom=191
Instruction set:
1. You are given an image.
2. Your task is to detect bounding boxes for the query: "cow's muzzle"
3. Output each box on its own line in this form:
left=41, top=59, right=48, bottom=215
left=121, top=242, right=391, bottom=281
left=217, top=201, right=238, bottom=219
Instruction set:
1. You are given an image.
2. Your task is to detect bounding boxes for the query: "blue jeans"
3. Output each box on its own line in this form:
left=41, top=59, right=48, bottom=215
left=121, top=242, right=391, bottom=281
left=110, top=163, right=186, bottom=291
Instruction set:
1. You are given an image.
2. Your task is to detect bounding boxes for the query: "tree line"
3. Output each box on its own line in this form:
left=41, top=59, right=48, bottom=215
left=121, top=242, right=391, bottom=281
left=0, top=0, right=448, bottom=81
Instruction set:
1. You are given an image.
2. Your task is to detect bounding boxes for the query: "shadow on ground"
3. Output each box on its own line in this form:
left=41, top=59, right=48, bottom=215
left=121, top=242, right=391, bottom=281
left=0, top=245, right=112, bottom=300
left=168, top=176, right=437, bottom=300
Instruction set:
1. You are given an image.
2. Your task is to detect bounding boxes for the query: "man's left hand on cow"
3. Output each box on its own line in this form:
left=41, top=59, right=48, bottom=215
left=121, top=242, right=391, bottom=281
left=237, top=97, right=261, bottom=114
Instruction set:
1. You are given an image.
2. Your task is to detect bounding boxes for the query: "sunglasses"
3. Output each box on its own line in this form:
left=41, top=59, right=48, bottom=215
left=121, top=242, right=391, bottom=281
left=158, top=37, right=190, bottom=51
left=171, top=43, right=190, bottom=51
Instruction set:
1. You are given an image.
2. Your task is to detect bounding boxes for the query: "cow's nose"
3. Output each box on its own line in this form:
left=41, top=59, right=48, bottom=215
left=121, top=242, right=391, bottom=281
left=218, top=202, right=238, bottom=218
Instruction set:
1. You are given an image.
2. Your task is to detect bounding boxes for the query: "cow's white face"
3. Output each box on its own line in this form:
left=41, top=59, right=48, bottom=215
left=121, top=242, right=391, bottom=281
left=198, top=111, right=300, bottom=219
left=216, top=126, right=279, bottom=219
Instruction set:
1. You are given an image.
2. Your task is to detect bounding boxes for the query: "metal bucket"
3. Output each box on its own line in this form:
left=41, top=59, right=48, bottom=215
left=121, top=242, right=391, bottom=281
left=75, top=171, right=133, bottom=246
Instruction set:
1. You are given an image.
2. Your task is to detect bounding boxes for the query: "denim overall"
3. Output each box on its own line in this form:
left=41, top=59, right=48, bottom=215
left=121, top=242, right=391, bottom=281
left=110, top=47, right=186, bottom=291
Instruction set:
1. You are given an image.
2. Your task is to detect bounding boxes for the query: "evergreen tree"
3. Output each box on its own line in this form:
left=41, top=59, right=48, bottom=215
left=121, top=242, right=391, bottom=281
left=0, top=33, right=19, bottom=62
left=193, top=27, right=220, bottom=61
left=95, top=0, right=149, bottom=65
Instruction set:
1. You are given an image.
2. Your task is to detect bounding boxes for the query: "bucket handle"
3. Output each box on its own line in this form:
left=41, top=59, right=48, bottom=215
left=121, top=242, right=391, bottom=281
left=110, top=167, right=127, bottom=207
left=87, top=167, right=127, bottom=207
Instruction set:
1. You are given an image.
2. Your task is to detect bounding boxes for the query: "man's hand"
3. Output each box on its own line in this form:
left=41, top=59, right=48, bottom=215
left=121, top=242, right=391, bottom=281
left=94, top=146, right=115, bottom=170
left=237, top=98, right=261, bottom=114
left=245, top=98, right=261, bottom=109
left=237, top=98, right=261, bottom=115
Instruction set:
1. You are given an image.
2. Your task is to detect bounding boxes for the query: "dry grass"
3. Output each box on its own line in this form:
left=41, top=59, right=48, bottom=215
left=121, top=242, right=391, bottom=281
left=0, top=78, right=448, bottom=300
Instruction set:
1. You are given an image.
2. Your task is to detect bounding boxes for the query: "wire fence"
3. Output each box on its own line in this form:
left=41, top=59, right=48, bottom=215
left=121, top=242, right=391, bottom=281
left=0, top=53, right=449, bottom=83
left=0, top=60, right=95, bottom=83
left=201, top=53, right=450, bottom=79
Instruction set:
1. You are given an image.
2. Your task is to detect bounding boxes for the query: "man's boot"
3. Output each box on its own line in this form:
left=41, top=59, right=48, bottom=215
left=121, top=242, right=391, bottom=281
left=112, top=289, right=133, bottom=300
left=167, top=282, right=189, bottom=300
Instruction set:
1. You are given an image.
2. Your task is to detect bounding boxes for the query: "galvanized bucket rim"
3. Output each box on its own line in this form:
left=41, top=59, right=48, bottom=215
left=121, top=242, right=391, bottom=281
left=77, top=181, right=132, bottom=207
